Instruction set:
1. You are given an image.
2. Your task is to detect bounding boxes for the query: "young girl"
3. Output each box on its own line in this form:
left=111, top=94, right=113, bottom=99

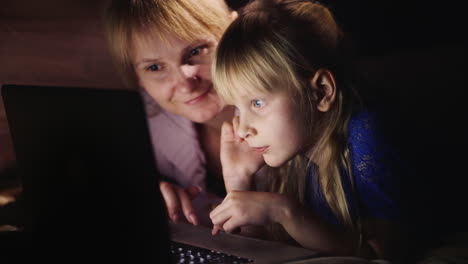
left=210, top=0, right=406, bottom=260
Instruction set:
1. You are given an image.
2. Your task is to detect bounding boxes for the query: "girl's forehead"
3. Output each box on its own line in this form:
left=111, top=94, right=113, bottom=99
left=217, top=77, right=273, bottom=103
left=230, top=88, right=271, bottom=102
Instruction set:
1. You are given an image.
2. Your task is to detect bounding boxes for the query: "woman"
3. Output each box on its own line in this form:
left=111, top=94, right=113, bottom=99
left=104, top=0, right=244, bottom=226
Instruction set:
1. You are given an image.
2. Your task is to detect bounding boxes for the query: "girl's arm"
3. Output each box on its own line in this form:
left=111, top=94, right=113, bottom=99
left=279, top=194, right=407, bottom=260
left=279, top=197, right=360, bottom=255
left=210, top=190, right=401, bottom=259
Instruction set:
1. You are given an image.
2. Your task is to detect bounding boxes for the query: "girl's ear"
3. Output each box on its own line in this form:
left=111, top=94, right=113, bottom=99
left=310, top=69, right=337, bottom=112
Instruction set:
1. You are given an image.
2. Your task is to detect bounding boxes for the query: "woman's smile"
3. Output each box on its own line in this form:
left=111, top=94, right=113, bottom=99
left=184, top=86, right=212, bottom=105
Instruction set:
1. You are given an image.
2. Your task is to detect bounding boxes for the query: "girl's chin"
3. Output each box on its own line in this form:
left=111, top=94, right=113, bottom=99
left=264, top=156, right=286, bottom=168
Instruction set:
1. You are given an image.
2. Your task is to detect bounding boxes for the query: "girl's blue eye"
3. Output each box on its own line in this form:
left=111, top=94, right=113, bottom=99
left=252, top=99, right=265, bottom=108
left=147, top=64, right=161, bottom=72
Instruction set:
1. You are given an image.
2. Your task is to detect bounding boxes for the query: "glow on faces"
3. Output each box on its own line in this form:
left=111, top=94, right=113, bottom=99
left=232, top=90, right=309, bottom=167
left=131, top=33, right=226, bottom=123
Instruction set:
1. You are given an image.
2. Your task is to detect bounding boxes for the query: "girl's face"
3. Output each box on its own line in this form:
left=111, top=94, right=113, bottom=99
left=231, top=90, right=309, bottom=167
left=131, top=32, right=226, bottom=123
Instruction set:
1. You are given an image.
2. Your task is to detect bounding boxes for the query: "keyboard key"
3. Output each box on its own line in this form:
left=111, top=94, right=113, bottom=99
left=170, top=241, right=254, bottom=264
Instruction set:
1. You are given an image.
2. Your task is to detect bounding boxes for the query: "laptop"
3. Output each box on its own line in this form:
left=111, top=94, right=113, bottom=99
left=1, top=84, right=318, bottom=264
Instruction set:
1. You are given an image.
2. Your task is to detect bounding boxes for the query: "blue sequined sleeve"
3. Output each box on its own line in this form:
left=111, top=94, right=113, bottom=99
left=348, top=111, right=402, bottom=220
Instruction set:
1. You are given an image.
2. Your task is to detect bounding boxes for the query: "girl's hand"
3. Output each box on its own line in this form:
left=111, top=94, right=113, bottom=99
left=220, top=116, right=265, bottom=192
left=209, top=191, right=288, bottom=235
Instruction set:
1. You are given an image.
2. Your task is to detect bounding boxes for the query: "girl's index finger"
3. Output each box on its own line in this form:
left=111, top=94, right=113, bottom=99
left=232, top=116, right=242, bottom=142
left=221, top=121, right=235, bottom=140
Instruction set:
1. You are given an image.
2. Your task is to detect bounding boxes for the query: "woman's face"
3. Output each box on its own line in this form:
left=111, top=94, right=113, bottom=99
left=131, top=33, right=225, bottom=123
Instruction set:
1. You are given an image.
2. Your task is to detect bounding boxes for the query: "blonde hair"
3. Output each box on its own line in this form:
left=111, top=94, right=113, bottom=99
left=213, top=0, right=359, bottom=242
left=104, top=0, right=232, bottom=88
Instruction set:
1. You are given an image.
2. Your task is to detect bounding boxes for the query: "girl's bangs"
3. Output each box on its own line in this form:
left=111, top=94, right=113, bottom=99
left=214, top=43, right=294, bottom=104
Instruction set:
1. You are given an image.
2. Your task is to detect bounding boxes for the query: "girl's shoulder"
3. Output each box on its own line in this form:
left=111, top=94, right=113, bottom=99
left=346, top=110, right=404, bottom=220
left=347, top=108, right=398, bottom=156
left=347, top=109, right=397, bottom=182
left=347, top=110, right=381, bottom=147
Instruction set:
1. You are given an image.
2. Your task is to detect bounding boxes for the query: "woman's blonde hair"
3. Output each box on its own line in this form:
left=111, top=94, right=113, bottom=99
left=213, top=0, right=360, bottom=242
left=104, top=0, right=232, bottom=88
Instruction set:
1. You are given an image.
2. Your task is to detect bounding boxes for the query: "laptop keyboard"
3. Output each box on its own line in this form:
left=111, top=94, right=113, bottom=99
left=170, top=241, right=254, bottom=264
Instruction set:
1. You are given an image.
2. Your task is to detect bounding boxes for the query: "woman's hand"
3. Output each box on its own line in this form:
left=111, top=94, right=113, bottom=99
left=209, top=191, right=289, bottom=235
left=159, top=181, right=202, bottom=225
left=220, top=116, right=265, bottom=192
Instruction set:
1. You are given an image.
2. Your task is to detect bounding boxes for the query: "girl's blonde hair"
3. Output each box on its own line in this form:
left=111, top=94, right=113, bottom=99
left=213, top=0, right=360, bottom=242
left=104, top=0, right=232, bottom=88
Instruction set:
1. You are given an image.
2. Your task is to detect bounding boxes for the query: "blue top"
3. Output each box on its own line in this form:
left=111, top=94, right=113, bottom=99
left=305, top=111, right=402, bottom=228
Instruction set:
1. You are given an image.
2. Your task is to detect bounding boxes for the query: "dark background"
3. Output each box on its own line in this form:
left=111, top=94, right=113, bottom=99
left=1, top=0, right=467, bottom=261
left=227, top=0, right=467, bottom=56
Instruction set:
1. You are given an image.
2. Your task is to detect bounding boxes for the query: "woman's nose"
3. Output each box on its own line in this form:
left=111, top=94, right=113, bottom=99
left=177, top=64, right=200, bottom=93
left=180, top=64, right=199, bottom=79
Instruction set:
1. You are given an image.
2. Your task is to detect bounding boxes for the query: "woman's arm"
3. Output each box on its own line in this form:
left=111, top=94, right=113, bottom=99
left=159, top=181, right=202, bottom=225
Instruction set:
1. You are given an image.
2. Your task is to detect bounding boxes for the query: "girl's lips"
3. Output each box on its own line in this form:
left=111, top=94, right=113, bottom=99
left=254, top=146, right=269, bottom=153
left=185, top=87, right=211, bottom=105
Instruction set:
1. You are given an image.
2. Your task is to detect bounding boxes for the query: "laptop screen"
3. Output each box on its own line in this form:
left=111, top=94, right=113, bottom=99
left=2, top=84, right=171, bottom=263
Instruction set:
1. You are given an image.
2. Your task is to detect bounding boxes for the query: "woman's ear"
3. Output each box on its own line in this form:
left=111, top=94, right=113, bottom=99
left=310, top=69, right=337, bottom=112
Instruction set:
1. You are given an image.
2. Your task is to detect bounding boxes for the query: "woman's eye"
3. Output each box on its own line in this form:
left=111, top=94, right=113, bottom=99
left=252, top=99, right=265, bottom=108
left=147, top=64, right=161, bottom=72
left=186, top=44, right=210, bottom=65
left=190, top=47, right=202, bottom=56
left=189, top=44, right=209, bottom=59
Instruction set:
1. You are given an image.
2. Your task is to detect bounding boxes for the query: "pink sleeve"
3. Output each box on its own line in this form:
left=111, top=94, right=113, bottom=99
left=146, top=110, right=208, bottom=190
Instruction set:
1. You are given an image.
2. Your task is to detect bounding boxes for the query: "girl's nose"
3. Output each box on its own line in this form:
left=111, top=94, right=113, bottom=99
left=236, top=116, right=256, bottom=139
